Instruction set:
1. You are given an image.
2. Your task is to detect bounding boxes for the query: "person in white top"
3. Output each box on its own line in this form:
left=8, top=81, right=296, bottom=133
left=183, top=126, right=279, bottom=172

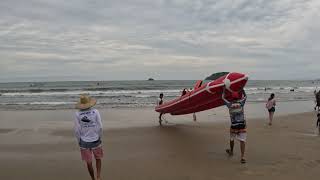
left=75, top=95, right=103, bottom=180
left=266, top=93, right=276, bottom=126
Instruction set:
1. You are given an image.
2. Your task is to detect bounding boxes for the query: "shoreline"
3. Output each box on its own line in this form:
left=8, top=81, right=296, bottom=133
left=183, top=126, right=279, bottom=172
left=0, top=100, right=315, bottom=111
left=0, top=100, right=315, bottom=130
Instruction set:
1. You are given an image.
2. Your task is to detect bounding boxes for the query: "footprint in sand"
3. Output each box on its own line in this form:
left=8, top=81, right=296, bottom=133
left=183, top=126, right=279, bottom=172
left=302, top=160, right=320, bottom=169
left=0, top=128, right=16, bottom=134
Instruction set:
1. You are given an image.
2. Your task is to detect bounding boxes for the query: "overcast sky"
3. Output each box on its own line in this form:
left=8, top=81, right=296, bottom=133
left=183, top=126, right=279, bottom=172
left=1, top=0, right=320, bottom=82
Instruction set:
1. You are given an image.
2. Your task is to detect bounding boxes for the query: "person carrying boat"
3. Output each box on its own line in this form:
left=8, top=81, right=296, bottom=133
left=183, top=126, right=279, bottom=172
left=157, top=93, right=164, bottom=126
left=316, top=108, right=320, bottom=135
left=222, top=87, right=247, bottom=164
left=315, top=90, right=320, bottom=111
left=181, top=88, right=187, bottom=96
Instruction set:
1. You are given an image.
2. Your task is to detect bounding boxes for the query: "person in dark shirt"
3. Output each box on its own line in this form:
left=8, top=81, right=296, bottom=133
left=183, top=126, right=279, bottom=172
left=315, top=90, right=320, bottom=111
left=157, top=93, right=164, bottom=126
left=316, top=109, right=320, bottom=135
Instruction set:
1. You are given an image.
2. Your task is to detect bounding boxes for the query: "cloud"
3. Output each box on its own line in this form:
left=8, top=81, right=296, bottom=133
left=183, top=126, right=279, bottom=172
left=0, top=0, right=320, bottom=81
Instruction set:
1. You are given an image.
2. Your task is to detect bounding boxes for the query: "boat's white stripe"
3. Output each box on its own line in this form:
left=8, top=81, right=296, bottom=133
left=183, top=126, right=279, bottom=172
left=156, top=73, right=248, bottom=111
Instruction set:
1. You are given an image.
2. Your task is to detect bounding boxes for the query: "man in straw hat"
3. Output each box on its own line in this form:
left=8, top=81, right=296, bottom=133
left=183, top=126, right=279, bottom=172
left=75, top=94, right=103, bottom=180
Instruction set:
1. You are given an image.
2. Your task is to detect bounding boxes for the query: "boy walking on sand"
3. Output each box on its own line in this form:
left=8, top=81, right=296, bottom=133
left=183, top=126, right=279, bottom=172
left=222, top=87, right=247, bottom=164
left=75, top=95, right=103, bottom=180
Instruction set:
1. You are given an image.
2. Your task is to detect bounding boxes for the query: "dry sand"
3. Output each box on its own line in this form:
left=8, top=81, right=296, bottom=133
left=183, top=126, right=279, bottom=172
left=0, top=110, right=320, bottom=180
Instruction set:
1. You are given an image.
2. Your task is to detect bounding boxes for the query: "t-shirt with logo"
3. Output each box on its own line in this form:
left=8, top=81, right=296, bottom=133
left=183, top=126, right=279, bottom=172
left=222, top=90, right=247, bottom=132
left=225, top=102, right=246, bottom=131
left=74, top=108, right=102, bottom=143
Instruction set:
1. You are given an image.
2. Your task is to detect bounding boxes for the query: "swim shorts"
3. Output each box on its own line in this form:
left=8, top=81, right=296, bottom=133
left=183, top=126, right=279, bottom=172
left=268, top=107, right=275, bottom=113
left=230, top=132, right=247, bottom=142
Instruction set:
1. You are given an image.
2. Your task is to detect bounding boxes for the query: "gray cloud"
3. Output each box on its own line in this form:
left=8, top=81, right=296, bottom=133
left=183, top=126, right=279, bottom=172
left=0, top=0, right=320, bottom=82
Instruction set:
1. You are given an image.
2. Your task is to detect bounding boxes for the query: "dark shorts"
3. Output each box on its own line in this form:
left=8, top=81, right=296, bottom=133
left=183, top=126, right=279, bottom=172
left=268, top=107, right=275, bottom=113
left=79, top=138, right=102, bottom=149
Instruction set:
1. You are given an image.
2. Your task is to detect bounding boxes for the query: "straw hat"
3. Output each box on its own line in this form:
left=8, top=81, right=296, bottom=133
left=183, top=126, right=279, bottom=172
left=75, top=95, right=97, bottom=110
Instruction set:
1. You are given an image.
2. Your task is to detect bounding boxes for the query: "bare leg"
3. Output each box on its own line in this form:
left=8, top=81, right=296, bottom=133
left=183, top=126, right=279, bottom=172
left=226, top=140, right=234, bottom=156
left=269, top=112, right=274, bottom=125
left=240, top=141, right=246, bottom=163
left=86, top=162, right=96, bottom=180
left=230, top=140, right=234, bottom=152
left=96, top=159, right=102, bottom=180
left=159, top=113, right=163, bottom=126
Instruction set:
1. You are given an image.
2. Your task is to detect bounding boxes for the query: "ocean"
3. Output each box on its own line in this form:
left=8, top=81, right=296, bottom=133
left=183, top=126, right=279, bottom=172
left=0, top=80, right=319, bottom=110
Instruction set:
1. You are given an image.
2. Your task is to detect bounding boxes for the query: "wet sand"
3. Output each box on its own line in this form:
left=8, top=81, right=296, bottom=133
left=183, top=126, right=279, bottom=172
left=0, top=109, right=320, bottom=180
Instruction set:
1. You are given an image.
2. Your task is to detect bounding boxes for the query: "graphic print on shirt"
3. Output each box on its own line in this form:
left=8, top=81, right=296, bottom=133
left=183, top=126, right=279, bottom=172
left=78, top=110, right=97, bottom=128
left=81, top=116, right=90, bottom=123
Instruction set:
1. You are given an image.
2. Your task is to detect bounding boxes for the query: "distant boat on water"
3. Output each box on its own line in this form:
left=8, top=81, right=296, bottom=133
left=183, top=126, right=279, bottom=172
left=148, top=78, right=155, bottom=81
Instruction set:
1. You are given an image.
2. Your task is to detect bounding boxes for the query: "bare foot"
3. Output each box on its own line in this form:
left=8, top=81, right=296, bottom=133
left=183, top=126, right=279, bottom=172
left=241, top=158, right=246, bottom=164
left=226, top=149, right=233, bottom=156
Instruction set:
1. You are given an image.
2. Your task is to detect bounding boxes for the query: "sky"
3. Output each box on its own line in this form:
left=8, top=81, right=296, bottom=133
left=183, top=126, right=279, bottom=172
left=1, top=0, right=320, bottom=82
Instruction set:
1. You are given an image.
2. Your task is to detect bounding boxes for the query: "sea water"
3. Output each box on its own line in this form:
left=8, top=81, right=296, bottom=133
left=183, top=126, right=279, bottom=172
left=0, top=80, right=319, bottom=110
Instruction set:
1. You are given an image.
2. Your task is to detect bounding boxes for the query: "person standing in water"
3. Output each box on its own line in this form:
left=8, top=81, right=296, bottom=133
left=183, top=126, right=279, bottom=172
left=75, top=95, right=104, bottom=180
left=222, top=88, right=247, bottom=164
left=157, top=93, right=164, bottom=126
left=266, top=93, right=276, bottom=126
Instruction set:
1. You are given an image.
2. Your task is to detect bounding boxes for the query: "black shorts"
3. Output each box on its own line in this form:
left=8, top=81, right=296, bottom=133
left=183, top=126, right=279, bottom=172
left=79, top=138, right=102, bottom=149
left=268, top=107, right=275, bottom=113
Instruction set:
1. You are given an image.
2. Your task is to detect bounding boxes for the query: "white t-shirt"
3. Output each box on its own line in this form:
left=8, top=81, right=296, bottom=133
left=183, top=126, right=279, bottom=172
left=266, top=99, right=276, bottom=110
left=74, top=108, right=103, bottom=143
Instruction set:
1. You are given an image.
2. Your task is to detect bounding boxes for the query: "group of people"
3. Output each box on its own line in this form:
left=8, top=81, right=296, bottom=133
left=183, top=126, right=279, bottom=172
left=73, top=87, right=318, bottom=179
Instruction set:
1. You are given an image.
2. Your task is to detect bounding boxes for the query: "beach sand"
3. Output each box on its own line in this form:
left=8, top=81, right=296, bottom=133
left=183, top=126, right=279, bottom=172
left=0, top=109, right=320, bottom=180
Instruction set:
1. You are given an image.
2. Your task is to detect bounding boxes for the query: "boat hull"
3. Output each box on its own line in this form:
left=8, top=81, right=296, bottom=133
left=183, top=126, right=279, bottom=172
left=155, top=72, right=248, bottom=115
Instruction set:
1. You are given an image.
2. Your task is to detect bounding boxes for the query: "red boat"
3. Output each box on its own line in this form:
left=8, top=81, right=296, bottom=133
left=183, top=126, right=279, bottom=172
left=155, top=72, right=248, bottom=115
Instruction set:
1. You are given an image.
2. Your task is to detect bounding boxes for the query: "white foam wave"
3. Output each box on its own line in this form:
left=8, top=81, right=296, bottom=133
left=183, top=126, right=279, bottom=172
left=0, top=102, right=74, bottom=105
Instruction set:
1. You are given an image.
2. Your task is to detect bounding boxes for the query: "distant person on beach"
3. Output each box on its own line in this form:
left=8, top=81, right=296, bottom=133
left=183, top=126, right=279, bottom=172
left=314, top=90, right=317, bottom=110
left=266, top=93, right=276, bottom=126
left=316, top=109, right=320, bottom=135
left=315, top=90, right=320, bottom=111
left=182, top=88, right=187, bottom=96
left=222, top=88, right=247, bottom=164
left=157, top=93, right=164, bottom=126
left=75, top=95, right=103, bottom=180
